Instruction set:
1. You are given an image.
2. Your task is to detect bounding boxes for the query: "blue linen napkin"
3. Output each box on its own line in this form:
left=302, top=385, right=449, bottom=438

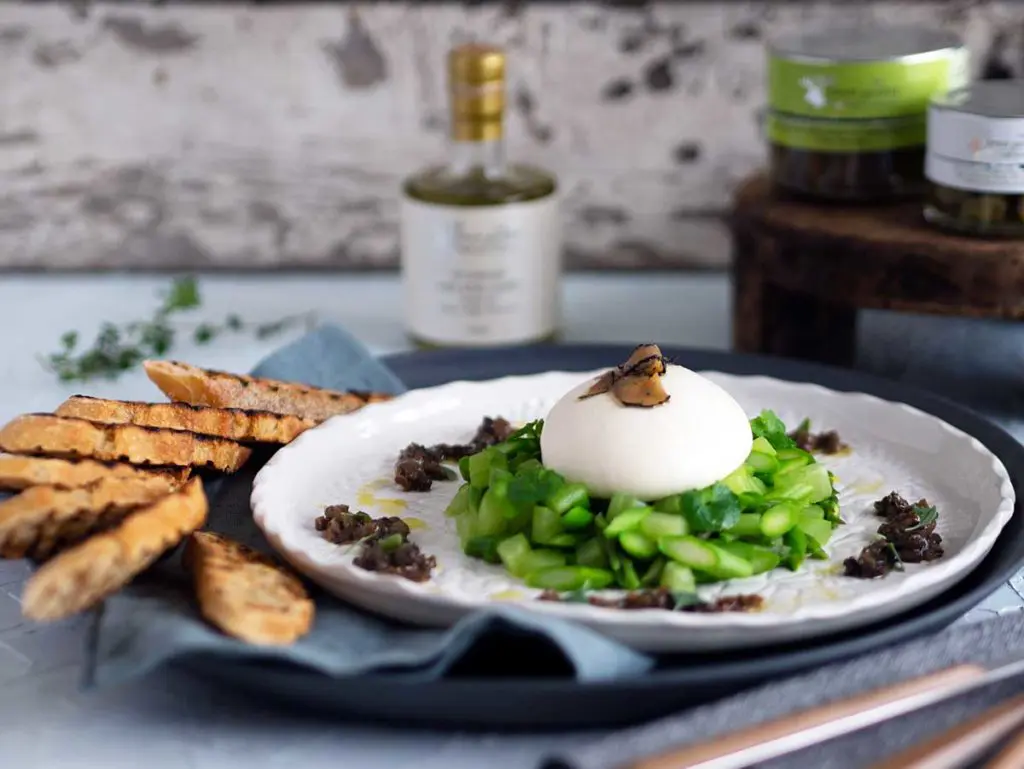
left=85, top=325, right=653, bottom=689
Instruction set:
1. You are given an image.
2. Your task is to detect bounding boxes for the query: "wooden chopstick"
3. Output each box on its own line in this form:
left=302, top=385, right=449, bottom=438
left=867, top=693, right=1024, bottom=769
left=630, top=664, right=985, bottom=769
left=985, top=724, right=1024, bottom=769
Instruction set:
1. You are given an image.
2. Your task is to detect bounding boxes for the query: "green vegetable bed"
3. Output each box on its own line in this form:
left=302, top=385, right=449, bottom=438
left=443, top=411, right=841, bottom=593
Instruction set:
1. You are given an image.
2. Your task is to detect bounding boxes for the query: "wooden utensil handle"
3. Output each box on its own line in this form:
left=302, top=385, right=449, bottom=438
left=630, top=664, right=986, bottom=769
left=985, top=723, right=1024, bottom=769
left=867, top=693, right=1024, bottom=769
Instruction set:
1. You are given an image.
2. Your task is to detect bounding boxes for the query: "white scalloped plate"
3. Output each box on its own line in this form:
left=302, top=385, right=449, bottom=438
left=251, top=370, right=1016, bottom=652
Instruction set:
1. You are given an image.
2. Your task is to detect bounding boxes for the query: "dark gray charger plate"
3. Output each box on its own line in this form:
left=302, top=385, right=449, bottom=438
left=187, top=345, right=1024, bottom=731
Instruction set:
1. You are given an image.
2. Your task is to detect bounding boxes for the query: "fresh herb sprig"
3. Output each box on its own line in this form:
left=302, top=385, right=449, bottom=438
left=43, top=276, right=315, bottom=383
left=906, top=504, right=939, bottom=531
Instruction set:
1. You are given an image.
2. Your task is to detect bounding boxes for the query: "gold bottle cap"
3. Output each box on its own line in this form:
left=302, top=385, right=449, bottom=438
left=449, top=43, right=505, bottom=86
left=449, top=43, right=505, bottom=140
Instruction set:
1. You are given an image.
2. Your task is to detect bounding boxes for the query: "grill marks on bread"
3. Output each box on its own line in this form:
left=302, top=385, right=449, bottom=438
left=185, top=531, right=314, bottom=645
left=56, top=395, right=314, bottom=445
left=0, top=414, right=252, bottom=473
left=21, top=477, right=208, bottom=622
left=144, top=359, right=391, bottom=422
left=0, top=455, right=189, bottom=492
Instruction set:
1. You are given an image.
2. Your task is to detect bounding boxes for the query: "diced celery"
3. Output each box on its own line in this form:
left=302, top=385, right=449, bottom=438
left=468, top=449, right=496, bottom=489
left=609, top=492, right=645, bottom=519
left=660, top=562, right=697, bottom=593
left=716, top=540, right=781, bottom=574
left=620, top=559, right=641, bottom=589
left=465, top=535, right=501, bottom=563
left=653, top=495, right=685, bottom=515
left=531, top=505, right=563, bottom=545
left=776, top=447, right=811, bottom=462
left=455, top=510, right=477, bottom=545
left=546, top=533, right=578, bottom=548
left=785, top=527, right=808, bottom=571
left=807, top=534, right=828, bottom=560
left=658, top=535, right=718, bottom=571
left=489, top=466, right=513, bottom=491
left=798, top=514, right=834, bottom=546
left=730, top=512, right=763, bottom=539
left=576, top=537, right=608, bottom=568
left=776, top=456, right=812, bottom=477
left=496, top=533, right=532, bottom=576
left=476, top=491, right=508, bottom=537
left=494, top=439, right=522, bottom=455
left=821, top=493, right=842, bottom=525
left=640, top=557, right=666, bottom=586
left=547, top=483, right=589, bottom=515
left=525, top=566, right=613, bottom=591
left=745, top=451, right=779, bottom=475
left=445, top=484, right=471, bottom=518
left=702, top=542, right=755, bottom=580
left=519, top=549, right=567, bottom=575
left=640, top=511, right=689, bottom=539
left=603, top=507, right=651, bottom=538
left=723, top=464, right=770, bottom=496
left=561, top=505, right=594, bottom=530
left=760, top=503, right=799, bottom=538
left=514, top=458, right=543, bottom=475
left=377, top=533, right=404, bottom=552
left=750, top=436, right=777, bottom=456
left=767, top=463, right=833, bottom=505
left=619, top=530, right=657, bottom=560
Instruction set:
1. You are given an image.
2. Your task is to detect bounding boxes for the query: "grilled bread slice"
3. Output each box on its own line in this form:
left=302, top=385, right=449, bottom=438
left=0, top=474, right=180, bottom=560
left=0, top=414, right=251, bottom=473
left=56, top=395, right=313, bottom=445
left=0, top=455, right=189, bottom=492
left=185, top=531, right=314, bottom=645
left=144, top=359, right=391, bottom=422
left=21, top=476, right=208, bottom=622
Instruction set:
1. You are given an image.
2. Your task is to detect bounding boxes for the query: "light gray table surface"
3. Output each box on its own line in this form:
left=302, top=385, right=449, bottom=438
left=0, top=273, right=1020, bottom=768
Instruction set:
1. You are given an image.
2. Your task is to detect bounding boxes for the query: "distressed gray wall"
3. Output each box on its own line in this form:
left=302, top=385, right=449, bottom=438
left=1, top=1, right=1023, bottom=272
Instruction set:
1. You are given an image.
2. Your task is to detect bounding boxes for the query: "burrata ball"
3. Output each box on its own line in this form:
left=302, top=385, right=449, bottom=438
left=539, top=364, right=752, bottom=500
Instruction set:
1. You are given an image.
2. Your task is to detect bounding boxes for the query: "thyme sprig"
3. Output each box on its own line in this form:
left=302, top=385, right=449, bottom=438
left=43, top=276, right=315, bottom=383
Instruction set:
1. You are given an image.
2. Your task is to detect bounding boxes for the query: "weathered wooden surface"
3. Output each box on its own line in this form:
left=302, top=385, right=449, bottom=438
left=2, top=1, right=1024, bottom=272
left=731, top=172, right=1024, bottom=366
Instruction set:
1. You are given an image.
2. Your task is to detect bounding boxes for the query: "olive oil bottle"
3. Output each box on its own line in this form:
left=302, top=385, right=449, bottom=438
left=400, top=43, right=561, bottom=348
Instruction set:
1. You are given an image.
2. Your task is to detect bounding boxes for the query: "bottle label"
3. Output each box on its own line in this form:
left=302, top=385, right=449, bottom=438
left=400, top=195, right=561, bottom=346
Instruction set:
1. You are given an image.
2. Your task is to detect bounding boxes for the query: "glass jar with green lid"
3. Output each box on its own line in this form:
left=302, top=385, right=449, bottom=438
left=766, top=26, right=968, bottom=201
left=925, top=81, right=1024, bottom=236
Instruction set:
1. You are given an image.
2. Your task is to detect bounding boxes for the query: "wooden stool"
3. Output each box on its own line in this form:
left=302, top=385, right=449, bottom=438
left=730, top=173, right=1024, bottom=367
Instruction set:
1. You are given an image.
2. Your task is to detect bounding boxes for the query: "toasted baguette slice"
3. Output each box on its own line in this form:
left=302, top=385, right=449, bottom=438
left=0, top=474, right=180, bottom=560
left=56, top=396, right=314, bottom=445
left=0, top=455, right=189, bottom=492
left=144, top=359, right=391, bottom=422
left=0, top=414, right=251, bottom=473
left=21, top=476, right=208, bottom=622
left=186, top=531, right=314, bottom=645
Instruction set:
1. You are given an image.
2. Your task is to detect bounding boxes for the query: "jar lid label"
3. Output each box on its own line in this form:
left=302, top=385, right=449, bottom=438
left=769, top=48, right=968, bottom=119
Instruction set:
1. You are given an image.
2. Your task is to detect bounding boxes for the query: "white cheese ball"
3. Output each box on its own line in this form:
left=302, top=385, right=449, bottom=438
left=539, top=365, right=752, bottom=500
